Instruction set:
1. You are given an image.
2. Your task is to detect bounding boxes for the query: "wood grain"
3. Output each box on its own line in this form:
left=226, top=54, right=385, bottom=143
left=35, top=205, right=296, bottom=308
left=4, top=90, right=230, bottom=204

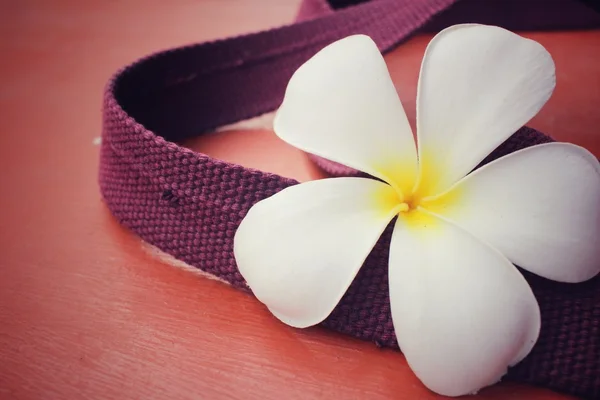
left=0, top=1, right=598, bottom=399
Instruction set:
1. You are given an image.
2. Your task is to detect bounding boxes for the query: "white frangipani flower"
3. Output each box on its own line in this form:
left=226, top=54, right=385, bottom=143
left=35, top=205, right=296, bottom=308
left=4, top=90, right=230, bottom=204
left=233, top=24, right=600, bottom=396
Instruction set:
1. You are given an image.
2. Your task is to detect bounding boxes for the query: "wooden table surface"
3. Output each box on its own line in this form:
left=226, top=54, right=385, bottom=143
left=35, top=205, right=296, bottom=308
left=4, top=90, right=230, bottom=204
left=1, top=1, right=599, bottom=399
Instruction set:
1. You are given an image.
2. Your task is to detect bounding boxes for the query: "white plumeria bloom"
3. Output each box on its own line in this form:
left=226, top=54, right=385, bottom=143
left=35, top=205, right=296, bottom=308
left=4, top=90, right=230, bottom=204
left=233, top=24, right=600, bottom=396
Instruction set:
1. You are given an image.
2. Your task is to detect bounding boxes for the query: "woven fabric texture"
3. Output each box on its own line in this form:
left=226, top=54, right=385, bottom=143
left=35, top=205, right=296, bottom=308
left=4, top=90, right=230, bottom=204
left=99, top=0, right=600, bottom=397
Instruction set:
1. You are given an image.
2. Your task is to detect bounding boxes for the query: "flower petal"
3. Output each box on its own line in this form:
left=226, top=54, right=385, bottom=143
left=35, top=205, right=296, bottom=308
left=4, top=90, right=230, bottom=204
left=389, top=211, right=540, bottom=396
left=423, top=143, right=600, bottom=283
left=416, top=24, right=556, bottom=195
left=274, top=35, right=417, bottom=195
left=234, top=177, right=400, bottom=328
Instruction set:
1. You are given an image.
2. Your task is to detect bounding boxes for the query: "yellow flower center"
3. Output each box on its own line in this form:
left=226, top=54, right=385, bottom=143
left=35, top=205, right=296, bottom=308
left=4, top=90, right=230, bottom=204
left=397, top=202, right=410, bottom=213
left=394, top=192, right=421, bottom=214
left=374, top=181, right=426, bottom=217
left=374, top=151, right=462, bottom=226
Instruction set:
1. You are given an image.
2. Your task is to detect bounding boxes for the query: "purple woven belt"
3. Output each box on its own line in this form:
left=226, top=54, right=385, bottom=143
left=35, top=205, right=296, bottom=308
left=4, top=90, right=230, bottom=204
left=99, top=0, right=600, bottom=397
